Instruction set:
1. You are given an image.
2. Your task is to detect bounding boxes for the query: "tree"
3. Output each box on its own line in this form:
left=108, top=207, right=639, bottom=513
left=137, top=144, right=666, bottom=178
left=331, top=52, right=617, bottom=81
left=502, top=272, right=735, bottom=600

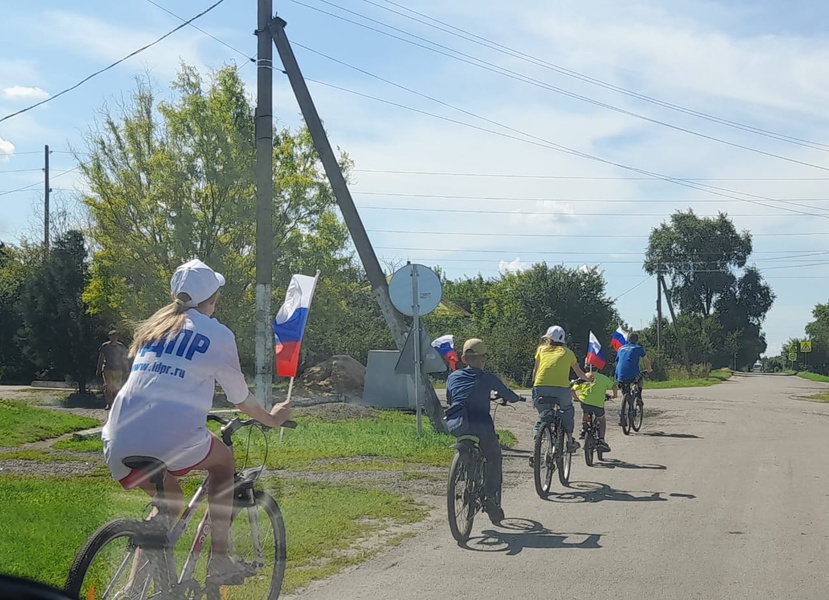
left=79, top=65, right=351, bottom=371
left=20, top=231, right=107, bottom=392
left=644, top=210, right=774, bottom=370
left=0, top=242, right=38, bottom=383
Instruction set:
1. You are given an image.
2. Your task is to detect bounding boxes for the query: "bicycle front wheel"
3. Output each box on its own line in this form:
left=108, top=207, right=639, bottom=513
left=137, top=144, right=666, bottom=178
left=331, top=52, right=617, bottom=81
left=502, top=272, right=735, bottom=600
left=65, top=519, right=168, bottom=600
left=533, top=424, right=555, bottom=499
left=447, top=451, right=476, bottom=543
left=209, top=490, right=286, bottom=600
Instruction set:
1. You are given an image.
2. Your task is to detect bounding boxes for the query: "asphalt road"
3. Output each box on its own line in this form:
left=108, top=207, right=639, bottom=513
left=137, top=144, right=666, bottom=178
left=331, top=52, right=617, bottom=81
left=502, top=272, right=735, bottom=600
left=290, top=374, right=829, bottom=600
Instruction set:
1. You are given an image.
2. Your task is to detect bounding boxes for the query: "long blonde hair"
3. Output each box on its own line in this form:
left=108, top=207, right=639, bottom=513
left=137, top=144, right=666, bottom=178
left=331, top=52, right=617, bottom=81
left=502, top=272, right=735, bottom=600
left=128, top=294, right=192, bottom=357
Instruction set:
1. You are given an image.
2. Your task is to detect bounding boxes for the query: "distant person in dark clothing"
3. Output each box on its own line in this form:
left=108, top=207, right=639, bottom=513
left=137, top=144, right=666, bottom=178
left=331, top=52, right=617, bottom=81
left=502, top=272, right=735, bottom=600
left=96, top=330, right=130, bottom=410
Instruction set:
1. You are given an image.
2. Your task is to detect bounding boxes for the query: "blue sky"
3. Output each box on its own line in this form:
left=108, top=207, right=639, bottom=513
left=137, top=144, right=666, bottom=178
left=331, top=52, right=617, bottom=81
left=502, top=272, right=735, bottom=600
left=2, top=0, right=829, bottom=356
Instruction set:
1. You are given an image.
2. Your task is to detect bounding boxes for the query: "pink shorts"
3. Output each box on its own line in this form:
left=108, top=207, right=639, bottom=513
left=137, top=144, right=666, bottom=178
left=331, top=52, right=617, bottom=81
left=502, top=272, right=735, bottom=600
left=118, top=437, right=216, bottom=490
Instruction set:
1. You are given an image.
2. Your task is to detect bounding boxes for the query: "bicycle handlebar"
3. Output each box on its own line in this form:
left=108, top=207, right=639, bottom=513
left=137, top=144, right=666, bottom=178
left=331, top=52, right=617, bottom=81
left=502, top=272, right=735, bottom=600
left=207, top=413, right=298, bottom=446
left=491, top=393, right=526, bottom=406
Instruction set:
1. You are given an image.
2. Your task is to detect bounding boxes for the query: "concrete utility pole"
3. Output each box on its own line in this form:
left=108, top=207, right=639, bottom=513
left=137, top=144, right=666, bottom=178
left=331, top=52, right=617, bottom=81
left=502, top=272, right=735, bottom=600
left=656, top=270, right=662, bottom=352
left=269, top=17, right=449, bottom=433
left=43, top=144, right=50, bottom=253
left=254, top=0, right=274, bottom=407
left=658, top=274, right=693, bottom=377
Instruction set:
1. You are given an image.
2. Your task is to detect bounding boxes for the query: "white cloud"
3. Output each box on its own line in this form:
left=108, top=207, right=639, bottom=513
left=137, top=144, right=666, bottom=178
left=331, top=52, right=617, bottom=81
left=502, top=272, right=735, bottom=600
left=499, top=258, right=530, bottom=274
left=0, top=136, right=14, bottom=162
left=3, top=86, right=49, bottom=100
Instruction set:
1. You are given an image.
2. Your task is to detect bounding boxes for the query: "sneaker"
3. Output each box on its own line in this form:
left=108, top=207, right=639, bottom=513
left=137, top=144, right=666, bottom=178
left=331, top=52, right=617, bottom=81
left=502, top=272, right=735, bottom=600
left=528, top=456, right=534, bottom=468
left=483, top=498, right=505, bottom=524
left=578, top=429, right=586, bottom=440
left=636, top=398, right=644, bottom=407
left=597, top=439, right=611, bottom=452
left=567, top=440, right=581, bottom=453
left=207, top=554, right=247, bottom=586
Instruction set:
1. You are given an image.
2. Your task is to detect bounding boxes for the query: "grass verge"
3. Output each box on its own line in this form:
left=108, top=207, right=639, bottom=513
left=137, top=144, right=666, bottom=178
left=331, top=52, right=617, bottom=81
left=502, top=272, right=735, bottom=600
left=0, top=475, right=426, bottom=596
left=648, top=369, right=731, bottom=390
left=797, top=372, right=829, bottom=383
left=0, top=400, right=99, bottom=447
left=806, top=393, right=829, bottom=402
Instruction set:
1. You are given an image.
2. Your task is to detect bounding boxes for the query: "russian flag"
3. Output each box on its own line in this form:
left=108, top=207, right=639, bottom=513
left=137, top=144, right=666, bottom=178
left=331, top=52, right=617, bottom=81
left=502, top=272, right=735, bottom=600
left=586, top=331, right=606, bottom=370
left=273, top=273, right=319, bottom=378
left=431, top=335, right=459, bottom=371
left=610, top=327, right=628, bottom=352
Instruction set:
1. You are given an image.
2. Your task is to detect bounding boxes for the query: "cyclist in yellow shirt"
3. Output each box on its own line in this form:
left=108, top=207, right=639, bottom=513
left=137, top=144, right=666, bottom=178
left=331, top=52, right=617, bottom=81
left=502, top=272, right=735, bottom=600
left=531, top=326, right=592, bottom=456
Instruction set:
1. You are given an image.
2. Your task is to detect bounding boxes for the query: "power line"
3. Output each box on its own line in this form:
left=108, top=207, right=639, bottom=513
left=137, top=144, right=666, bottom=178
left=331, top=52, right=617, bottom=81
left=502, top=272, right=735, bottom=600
left=0, top=0, right=229, bottom=124
left=0, top=181, right=41, bottom=197
left=356, top=204, right=822, bottom=218
left=614, top=275, right=654, bottom=301
left=301, top=72, right=829, bottom=220
left=292, top=0, right=829, bottom=171
left=144, top=0, right=255, bottom=63
left=353, top=169, right=829, bottom=182
left=352, top=190, right=829, bottom=205
left=361, top=0, right=829, bottom=152
left=366, top=228, right=828, bottom=239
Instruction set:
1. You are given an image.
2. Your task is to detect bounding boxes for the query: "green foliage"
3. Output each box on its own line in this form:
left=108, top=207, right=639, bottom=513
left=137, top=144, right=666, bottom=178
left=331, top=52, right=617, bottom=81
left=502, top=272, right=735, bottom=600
left=19, top=232, right=108, bottom=392
left=0, top=242, right=38, bottom=383
left=643, top=211, right=773, bottom=370
left=79, top=65, right=352, bottom=372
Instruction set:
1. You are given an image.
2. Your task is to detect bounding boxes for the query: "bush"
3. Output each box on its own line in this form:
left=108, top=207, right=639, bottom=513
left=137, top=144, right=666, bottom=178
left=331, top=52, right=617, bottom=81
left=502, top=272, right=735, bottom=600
left=666, top=364, right=711, bottom=380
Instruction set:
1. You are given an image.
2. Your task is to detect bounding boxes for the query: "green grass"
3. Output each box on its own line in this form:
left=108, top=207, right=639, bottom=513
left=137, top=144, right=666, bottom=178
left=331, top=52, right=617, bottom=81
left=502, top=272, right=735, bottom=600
left=797, top=372, right=829, bottom=383
left=806, top=393, right=829, bottom=402
left=0, top=475, right=425, bottom=596
left=0, top=400, right=99, bottom=447
left=53, top=437, right=104, bottom=452
left=648, top=369, right=732, bottom=389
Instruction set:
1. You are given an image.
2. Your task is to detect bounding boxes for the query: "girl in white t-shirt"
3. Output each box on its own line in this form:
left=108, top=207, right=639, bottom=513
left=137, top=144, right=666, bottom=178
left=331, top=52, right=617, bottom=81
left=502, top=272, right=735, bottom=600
left=102, top=259, right=292, bottom=582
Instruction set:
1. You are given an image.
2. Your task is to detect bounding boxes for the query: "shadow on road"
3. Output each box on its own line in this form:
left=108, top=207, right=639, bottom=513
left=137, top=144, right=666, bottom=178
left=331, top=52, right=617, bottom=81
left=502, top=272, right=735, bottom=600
left=592, top=458, right=667, bottom=470
left=545, top=481, right=696, bottom=504
left=642, top=431, right=702, bottom=439
left=463, top=518, right=602, bottom=555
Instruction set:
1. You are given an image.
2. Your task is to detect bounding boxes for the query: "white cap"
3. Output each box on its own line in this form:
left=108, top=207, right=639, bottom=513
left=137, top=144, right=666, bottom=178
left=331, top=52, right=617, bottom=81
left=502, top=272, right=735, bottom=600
left=542, top=325, right=566, bottom=343
left=170, top=259, right=225, bottom=307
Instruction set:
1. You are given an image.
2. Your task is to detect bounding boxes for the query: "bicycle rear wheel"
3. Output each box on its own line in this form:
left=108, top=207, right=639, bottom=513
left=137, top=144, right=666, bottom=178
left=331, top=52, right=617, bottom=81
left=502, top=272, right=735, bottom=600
left=584, top=431, right=595, bottom=467
left=621, top=396, right=632, bottom=436
left=65, top=519, right=168, bottom=600
left=533, top=424, right=555, bottom=499
left=207, top=490, right=286, bottom=600
left=556, top=427, right=571, bottom=487
left=632, top=400, right=644, bottom=432
left=447, top=451, right=476, bottom=543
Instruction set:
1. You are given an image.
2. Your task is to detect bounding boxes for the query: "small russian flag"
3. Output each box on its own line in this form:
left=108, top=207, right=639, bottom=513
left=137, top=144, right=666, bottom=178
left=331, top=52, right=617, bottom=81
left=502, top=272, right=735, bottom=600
left=610, top=327, right=628, bottom=352
left=272, top=273, right=319, bottom=378
left=431, top=335, right=459, bottom=371
left=586, top=331, right=606, bottom=370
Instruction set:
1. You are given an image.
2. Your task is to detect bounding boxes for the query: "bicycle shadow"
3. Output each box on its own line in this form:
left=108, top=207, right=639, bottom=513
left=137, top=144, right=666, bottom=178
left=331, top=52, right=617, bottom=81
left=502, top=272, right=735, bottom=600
left=642, top=431, right=702, bottom=439
left=592, top=458, right=667, bottom=470
left=463, top=518, right=603, bottom=555
left=545, top=481, right=696, bottom=504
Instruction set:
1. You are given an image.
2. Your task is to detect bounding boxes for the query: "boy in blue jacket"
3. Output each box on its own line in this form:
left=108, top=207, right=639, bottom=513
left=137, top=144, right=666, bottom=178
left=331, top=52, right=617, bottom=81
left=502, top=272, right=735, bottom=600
left=444, top=338, right=521, bottom=523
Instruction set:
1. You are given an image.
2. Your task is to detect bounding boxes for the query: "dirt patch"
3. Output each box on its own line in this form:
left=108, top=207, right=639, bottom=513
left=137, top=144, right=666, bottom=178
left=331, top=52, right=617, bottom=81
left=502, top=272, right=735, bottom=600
left=299, top=356, right=365, bottom=396
left=0, top=458, right=102, bottom=477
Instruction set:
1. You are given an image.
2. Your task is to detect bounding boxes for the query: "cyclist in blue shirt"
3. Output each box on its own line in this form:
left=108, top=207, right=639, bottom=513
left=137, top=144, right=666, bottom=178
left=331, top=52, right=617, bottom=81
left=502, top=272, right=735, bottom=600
left=614, top=332, right=653, bottom=422
left=444, top=338, right=521, bottom=524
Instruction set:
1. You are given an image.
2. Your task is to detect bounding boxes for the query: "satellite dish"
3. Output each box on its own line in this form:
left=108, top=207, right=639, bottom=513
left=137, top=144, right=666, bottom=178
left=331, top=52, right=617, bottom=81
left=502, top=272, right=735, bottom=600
left=388, top=264, right=442, bottom=317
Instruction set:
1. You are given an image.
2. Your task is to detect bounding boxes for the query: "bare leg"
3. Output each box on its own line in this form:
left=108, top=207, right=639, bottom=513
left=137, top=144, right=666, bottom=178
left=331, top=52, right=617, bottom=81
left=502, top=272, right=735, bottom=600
left=193, top=436, right=235, bottom=555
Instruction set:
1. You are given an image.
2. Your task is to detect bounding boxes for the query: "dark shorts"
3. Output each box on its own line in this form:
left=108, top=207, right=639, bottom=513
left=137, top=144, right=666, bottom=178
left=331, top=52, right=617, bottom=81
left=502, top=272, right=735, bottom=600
left=581, top=404, right=605, bottom=418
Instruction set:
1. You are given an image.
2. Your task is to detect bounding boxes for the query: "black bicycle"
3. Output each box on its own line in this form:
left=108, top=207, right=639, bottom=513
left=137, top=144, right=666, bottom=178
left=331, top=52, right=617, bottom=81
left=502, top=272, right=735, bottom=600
left=533, top=398, right=573, bottom=499
left=446, top=394, right=523, bottom=543
left=583, top=394, right=612, bottom=467
left=619, top=375, right=645, bottom=435
left=65, top=414, right=296, bottom=600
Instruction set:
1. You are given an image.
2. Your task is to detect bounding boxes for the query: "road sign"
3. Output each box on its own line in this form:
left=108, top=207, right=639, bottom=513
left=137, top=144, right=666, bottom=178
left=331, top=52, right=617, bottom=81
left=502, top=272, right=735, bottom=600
left=788, top=352, right=798, bottom=362
left=800, top=341, right=813, bottom=353
left=394, top=328, right=446, bottom=375
left=388, top=264, right=442, bottom=317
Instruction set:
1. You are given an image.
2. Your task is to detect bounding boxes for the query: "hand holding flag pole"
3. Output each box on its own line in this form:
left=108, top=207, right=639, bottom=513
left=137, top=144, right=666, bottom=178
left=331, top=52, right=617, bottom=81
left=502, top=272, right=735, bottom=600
left=273, top=270, right=321, bottom=444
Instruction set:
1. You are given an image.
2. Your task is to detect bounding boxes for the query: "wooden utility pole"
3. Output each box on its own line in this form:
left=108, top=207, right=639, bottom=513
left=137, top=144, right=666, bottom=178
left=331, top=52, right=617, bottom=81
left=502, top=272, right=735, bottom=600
left=658, top=274, right=692, bottom=377
left=269, top=17, right=448, bottom=433
left=43, top=144, right=50, bottom=253
left=254, top=0, right=274, bottom=407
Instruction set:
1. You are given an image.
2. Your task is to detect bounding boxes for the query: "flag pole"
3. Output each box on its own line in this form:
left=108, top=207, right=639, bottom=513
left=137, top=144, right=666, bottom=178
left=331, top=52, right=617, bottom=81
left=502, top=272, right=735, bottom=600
left=278, top=270, right=320, bottom=445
